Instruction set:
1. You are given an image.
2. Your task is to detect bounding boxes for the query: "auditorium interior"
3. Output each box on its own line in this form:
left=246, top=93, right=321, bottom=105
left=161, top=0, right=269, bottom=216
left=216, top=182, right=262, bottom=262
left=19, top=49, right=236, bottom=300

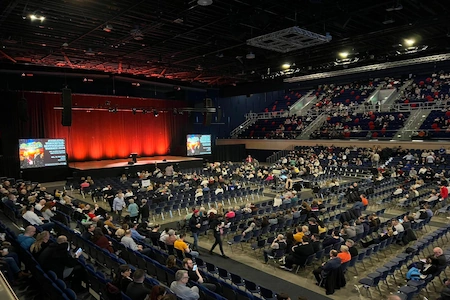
left=2, top=1, right=450, bottom=300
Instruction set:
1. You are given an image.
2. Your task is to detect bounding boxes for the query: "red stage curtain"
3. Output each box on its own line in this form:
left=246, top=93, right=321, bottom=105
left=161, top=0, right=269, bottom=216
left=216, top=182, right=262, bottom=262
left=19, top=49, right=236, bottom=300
left=22, top=92, right=187, bottom=161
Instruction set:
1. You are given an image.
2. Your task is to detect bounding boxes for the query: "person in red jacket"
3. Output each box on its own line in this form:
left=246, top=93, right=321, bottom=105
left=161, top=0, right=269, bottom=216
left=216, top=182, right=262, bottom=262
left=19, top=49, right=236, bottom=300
left=92, top=228, right=114, bottom=253
left=440, top=185, right=449, bottom=205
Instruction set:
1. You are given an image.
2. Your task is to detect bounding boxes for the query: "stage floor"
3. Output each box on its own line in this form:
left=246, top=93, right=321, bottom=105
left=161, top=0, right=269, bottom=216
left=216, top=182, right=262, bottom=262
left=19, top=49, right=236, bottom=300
left=69, top=156, right=203, bottom=171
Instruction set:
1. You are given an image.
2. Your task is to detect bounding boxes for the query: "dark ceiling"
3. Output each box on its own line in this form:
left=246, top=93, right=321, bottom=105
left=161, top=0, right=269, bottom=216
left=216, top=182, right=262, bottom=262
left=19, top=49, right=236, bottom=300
left=0, top=0, right=449, bottom=86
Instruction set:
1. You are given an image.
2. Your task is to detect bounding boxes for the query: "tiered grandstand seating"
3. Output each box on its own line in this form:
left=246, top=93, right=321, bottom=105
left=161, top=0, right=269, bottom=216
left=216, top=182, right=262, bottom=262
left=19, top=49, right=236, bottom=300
left=415, top=110, right=450, bottom=139
left=240, top=116, right=312, bottom=139
left=310, top=82, right=375, bottom=114
left=311, top=112, right=409, bottom=139
left=400, top=73, right=450, bottom=106
left=263, top=90, right=309, bottom=113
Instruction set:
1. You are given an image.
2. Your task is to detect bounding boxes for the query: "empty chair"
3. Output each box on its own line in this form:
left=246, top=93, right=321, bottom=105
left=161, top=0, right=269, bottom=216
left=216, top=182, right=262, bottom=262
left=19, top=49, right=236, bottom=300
left=358, top=272, right=383, bottom=298
left=227, top=235, right=243, bottom=252
left=230, top=272, right=245, bottom=288
left=244, top=279, right=259, bottom=294
left=259, top=286, right=276, bottom=300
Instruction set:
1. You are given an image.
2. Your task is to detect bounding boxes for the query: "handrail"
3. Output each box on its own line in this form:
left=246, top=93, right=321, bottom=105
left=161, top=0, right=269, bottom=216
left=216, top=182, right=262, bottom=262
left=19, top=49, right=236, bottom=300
left=0, top=271, right=19, bottom=300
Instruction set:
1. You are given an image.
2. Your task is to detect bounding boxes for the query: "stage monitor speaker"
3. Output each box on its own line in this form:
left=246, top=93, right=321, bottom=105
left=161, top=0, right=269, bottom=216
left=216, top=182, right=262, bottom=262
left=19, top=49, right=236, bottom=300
left=61, top=88, right=72, bottom=126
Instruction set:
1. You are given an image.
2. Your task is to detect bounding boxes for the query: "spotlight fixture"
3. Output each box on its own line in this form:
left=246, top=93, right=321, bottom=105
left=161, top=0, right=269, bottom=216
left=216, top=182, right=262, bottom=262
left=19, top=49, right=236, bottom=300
left=282, top=63, right=291, bottom=69
left=29, top=14, right=45, bottom=21
left=103, top=24, right=113, bottom=32
left=339, top=52, right=349, bottom=58
left=153, top=110, right=159, bottom=117
left=246, top=52, right=255, bottom=59
left=130, top=28, right=144, bottom=40
left=404, top=39, right=415, bottom=47
left=85, top=48, right=95, bottom=56
left=132, top=108, right=137, bottom=115
left=197, top=0, right=213, bottom=6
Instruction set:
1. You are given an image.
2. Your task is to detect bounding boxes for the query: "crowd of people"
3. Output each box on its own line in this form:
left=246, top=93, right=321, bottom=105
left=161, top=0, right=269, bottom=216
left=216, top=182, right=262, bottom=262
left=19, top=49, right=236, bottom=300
left=3, top=142, right=450, bottom=299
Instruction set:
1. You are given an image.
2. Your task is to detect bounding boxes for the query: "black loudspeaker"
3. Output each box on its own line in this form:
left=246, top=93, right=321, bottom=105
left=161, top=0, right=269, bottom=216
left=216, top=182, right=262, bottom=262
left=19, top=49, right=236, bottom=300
left=61, top=88, right=72, bottom=126
left=217, top=106, right=222, bottom=122
left=18, top=98, right=28, bottom=122
left=204, top=98, right=213, bottom=107
left=204, top=98, right=213, bottom=126
left=204, top=113, right=212, bottom=126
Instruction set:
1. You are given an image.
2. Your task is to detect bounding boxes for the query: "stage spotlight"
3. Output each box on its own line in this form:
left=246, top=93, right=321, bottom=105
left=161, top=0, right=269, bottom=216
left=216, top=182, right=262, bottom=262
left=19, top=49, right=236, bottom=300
left=108, top=108, right=114, bottom=113
left=404, top=38, right=415, bottom=46
left=153, top=110, right=159, bottom=117
left=339, top=52, right=349, bottom=58
left=112, top=108, right=118, bottom=113
left=132, top=108, right=137, bottom=115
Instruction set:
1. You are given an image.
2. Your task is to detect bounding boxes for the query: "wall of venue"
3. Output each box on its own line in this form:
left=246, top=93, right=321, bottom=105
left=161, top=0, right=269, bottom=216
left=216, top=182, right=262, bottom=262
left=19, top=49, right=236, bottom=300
left=217, top=139, right=447, bottom=153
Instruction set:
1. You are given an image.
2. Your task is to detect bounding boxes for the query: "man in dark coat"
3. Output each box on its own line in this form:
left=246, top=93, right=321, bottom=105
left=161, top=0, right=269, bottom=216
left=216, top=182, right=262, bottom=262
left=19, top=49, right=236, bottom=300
left=281, top=236, right=314, bottom=271
left=313, top=250, right=341, bottom=284
left=125, top=269, right=151, bottom=300
left=38, top=235, right=86, bottom=292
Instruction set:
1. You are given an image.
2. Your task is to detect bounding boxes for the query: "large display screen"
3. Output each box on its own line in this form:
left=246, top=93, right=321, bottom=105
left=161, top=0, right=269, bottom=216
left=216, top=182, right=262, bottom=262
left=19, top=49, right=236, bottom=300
left=186, top=134, right=212, bottom=156
left=19, top=139, right=67, bottom=169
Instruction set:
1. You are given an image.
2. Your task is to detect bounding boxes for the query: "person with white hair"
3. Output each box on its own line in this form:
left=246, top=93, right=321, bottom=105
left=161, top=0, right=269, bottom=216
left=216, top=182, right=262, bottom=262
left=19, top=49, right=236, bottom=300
left=263, top=234, right=286, bottom=263
left=170, top=270, right=199, bottom=300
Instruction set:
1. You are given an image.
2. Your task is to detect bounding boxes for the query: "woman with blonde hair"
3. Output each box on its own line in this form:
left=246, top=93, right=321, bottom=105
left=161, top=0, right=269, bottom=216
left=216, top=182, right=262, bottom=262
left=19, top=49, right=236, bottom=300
left=40, top=202, right=55, bottom=221
left=217, top=203, right=224, bottom=215
left=30, top=231, right=51, bottom=259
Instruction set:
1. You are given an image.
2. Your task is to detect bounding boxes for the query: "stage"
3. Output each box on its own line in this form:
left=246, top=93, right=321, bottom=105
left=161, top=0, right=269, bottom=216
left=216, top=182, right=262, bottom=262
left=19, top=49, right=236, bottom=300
left=69, top=156, right=204, bottom=178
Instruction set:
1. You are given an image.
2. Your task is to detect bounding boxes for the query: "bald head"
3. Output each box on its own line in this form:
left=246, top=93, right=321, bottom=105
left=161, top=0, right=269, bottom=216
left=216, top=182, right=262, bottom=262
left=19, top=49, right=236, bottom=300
left=433, top=247, right=443, bottom=256
left=24, top=226, right=37, bottom=236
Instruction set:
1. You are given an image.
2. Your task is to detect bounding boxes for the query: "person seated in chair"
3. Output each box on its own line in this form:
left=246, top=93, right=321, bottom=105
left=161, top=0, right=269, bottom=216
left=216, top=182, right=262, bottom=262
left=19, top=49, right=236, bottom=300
left=170, top=270, right=200, bottom=300
left=409, top=247, right=447, bottom=278
left=125, top=269, right=151, bottom=300
left=263, top=234, right=287, bottom=263
left=174, top=234, right=199, bottom=258
left=182, top=258, right=216, bottom=291
left=313, top=250, right=341, bottom=285
left=280, top=236, right=314, bottom=272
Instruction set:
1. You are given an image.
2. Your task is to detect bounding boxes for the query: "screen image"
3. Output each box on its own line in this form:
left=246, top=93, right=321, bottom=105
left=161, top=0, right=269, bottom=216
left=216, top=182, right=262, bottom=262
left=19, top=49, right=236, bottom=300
left=186, top=134, right=212, bottom=156
left=19, top=139, right=67, bottom=169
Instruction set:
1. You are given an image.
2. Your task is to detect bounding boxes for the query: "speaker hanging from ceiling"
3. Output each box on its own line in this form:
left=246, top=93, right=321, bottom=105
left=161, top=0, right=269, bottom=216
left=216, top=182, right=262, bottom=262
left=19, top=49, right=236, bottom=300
left=61, top=88, right=72, bottom=126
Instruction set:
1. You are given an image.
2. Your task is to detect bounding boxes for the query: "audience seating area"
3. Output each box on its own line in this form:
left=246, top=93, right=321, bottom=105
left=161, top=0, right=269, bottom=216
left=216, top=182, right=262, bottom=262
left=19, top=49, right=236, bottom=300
left=311, top=112, right=409, bottom=139
left=415, top=110, right=450, bottom=139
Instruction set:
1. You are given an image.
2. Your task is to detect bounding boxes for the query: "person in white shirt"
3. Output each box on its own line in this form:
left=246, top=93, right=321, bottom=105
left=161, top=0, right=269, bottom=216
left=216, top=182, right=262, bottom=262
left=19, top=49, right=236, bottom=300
left=23, top=205, right=54, bottom=231
left=392, top=219, right=404, bottom=233
left=273, top=195, right=282, bottom=207
left=215, top=186, right=224, bottom=195
left=34, top=199, right=46, bottom=211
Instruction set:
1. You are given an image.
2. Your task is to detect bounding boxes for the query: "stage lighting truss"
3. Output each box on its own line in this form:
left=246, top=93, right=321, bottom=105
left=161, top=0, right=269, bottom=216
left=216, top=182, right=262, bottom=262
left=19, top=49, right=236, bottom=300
left=246, top=26, right=332, bottom=53
left=54, top=107, right=216, bottom=114
left=284, top=53, right=450, bottom=83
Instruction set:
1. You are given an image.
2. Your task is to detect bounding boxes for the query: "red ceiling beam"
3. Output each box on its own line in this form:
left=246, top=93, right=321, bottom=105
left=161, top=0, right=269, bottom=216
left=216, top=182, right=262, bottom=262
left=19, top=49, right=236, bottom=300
left=0, top=49, right=16, bottom=63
